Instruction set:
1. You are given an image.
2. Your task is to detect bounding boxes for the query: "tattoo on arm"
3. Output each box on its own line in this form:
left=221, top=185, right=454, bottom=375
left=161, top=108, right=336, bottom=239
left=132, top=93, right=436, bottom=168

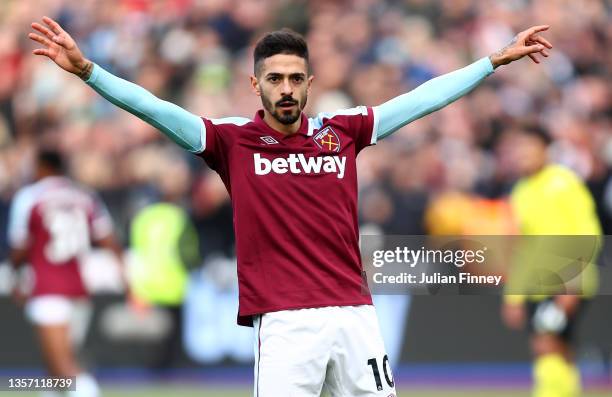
left=494, top=36, right=517, bottom=59
left=490, top=35, right=518, bottom=68
left=78, top=61, right=93, bottom=81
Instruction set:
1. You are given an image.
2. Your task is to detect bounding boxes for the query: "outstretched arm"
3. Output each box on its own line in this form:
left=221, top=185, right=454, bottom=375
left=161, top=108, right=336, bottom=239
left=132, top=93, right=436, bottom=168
left=28, top=17, right=204, bottom=153
left=375, top=25, right=552, bottom=139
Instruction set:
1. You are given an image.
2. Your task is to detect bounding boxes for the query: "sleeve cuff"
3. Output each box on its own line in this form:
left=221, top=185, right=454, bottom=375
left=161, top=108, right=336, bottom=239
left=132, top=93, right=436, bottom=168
left=8, top=235, right=27, bottom=250
left=370, top=106, right=379, bottom=145
left=480, top=56, right=495, bottom=75
left=85, top=63, right=100, bottom=85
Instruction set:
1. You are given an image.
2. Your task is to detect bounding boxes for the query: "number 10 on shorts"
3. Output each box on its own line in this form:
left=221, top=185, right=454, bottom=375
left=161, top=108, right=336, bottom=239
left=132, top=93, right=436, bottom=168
left=367, top=355, right=394, bottom=391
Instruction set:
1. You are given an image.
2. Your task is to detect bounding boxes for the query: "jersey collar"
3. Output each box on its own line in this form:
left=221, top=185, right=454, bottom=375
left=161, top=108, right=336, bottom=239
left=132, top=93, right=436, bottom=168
left=254, top=109, right=309, bottom=138
left=38, top=175, right=70, bottom=186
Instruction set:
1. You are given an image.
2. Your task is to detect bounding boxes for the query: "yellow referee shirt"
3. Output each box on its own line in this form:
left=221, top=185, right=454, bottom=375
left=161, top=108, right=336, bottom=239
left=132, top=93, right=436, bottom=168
left=506, top=164, right=601, bottom=302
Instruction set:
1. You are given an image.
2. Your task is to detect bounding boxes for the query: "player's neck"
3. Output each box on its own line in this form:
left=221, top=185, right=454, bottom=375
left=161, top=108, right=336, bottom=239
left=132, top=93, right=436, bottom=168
left=528, top=160, right=548, bottom=177
left=263, top=111, right=302, bottom=135
left=36, top=170, right=62, bottom=181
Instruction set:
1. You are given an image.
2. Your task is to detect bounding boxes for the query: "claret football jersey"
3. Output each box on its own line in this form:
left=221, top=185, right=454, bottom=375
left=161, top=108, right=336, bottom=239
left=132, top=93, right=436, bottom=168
left=199, top=107, right=378, bottom=326
left=8, top=176, right=114, bottom=297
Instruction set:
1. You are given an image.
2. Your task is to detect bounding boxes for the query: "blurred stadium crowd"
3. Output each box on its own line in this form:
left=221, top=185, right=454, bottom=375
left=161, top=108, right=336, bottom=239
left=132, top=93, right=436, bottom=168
left=0, top=0, right=610, bottom=260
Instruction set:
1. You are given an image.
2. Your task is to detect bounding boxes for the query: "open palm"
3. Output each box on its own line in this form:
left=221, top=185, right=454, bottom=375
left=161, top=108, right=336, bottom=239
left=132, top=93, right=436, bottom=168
left=28, top=16, right=88, bottom=75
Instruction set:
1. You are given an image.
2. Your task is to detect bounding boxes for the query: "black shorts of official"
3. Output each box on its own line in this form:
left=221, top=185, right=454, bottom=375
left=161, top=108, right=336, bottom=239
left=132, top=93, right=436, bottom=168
left=526, top=298, right=588, bottom=343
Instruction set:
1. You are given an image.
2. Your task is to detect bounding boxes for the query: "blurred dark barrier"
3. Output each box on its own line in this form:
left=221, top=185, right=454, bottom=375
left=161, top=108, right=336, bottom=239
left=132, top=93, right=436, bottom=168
left=0, top=295, right=195, bottom=369
left=1, top=294, right=612, bottom=368
left=403, top=295, right=612, bottom=362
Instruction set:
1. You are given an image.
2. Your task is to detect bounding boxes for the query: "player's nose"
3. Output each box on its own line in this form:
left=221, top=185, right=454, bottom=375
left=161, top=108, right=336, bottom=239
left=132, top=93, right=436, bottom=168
left=280, top=78, right=293, bottom=96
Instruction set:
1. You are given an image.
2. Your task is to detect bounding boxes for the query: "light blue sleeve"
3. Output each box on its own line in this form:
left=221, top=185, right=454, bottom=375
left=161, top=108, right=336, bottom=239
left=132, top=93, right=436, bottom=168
left=7, top=188, right=33, bottom=249
left=374, top=57, right=494, bottom=140
left=85, top=64, right=205, bottom=153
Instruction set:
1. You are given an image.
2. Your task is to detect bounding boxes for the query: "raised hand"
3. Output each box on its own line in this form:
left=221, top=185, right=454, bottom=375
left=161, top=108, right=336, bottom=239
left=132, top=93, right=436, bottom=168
left=489, top=25, right=553, bottom=69
left=28, top=16, right=93, bottom=79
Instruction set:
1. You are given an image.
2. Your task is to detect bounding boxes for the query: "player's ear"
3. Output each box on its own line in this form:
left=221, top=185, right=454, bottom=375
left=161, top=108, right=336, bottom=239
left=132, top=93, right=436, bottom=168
left=307, top=74, right=314, bottom=93
left=250, top=75, right=261, bottom=97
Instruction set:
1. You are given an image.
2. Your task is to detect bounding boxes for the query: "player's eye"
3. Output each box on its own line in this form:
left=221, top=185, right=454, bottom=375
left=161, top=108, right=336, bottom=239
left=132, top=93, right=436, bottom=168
left=268, top=76, right=280, bottom=83
left=292, top=76, right=304, bottom=83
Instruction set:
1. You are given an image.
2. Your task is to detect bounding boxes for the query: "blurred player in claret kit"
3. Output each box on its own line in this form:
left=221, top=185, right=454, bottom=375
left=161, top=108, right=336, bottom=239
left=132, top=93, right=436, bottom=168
left=8, top=149, right=124, bottom=397
left=502, top=126, right=602, bottom=397
left=28, top=15, right=552, bottom=396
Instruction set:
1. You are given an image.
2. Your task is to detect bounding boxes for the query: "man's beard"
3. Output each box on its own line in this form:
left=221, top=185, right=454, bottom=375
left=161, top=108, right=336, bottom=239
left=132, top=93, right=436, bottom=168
left=262, top=93, right=306, bottom=125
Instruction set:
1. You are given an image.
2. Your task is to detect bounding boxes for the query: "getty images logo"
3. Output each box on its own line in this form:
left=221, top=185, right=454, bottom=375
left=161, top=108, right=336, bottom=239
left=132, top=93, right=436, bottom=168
left=254, top=153, right=347, bottom=179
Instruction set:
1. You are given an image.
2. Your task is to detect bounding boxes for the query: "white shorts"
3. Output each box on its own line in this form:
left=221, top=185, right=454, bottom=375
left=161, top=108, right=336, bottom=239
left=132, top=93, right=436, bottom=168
left=25, top=295, right=93, bottom=346
left=253, top=305, right=397, bottom=397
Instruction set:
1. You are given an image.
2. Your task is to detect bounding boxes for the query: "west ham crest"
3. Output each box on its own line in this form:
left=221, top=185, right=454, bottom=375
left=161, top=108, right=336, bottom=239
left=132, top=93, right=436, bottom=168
left=313, top=127, right=341, bottom=152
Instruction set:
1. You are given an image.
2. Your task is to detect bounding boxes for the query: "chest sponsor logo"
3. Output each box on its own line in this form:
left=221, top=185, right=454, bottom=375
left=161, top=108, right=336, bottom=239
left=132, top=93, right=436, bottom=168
left=259, top=136, right=279, bottom=145
left=313, top=127, right=341, bottom=152
left=254, top=153, right=346, bottom=179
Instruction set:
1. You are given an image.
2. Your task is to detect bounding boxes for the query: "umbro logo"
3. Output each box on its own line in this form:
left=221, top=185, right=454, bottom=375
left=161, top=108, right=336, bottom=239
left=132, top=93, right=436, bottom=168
left=260, top=136, right=279, bottom=145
